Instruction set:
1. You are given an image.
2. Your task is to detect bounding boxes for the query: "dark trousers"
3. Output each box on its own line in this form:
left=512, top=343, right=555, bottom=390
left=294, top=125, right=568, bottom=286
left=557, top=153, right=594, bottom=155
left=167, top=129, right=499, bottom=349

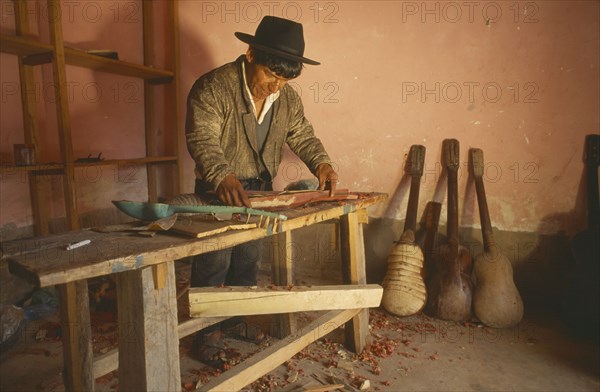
left=190, top=240, right=263, bottom=287
left=191, top=177, right=272, bottom=340
left=191, top=177, right=272, bottom=287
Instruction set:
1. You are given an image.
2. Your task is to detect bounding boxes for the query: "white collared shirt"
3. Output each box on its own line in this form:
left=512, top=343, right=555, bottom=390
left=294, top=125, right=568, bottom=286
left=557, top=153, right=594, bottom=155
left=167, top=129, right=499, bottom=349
left=242, top=61, right=280, bottom=124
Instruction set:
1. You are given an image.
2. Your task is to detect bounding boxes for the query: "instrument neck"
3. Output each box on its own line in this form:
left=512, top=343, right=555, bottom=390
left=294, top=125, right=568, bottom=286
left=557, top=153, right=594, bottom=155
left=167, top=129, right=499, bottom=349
left=404, top=175, right=421, bottom=233
left=475, top=176, right=494, bottom=250
left=447, top=168, right=459, bottom=242
left=587, top=163, right=599, bottom=228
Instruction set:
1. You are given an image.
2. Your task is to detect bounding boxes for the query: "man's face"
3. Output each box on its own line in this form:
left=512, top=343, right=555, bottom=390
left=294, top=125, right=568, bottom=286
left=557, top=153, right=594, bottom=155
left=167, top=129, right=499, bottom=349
left=246, top=55, right=291, bottom=101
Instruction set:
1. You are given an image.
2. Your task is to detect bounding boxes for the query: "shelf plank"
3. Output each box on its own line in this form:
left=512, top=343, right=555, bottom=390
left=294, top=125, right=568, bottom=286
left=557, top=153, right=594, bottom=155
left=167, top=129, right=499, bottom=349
left=0, top=34, right=52, bottom=56
left=0, top=163, right=65, bottom=173
left=73, top=156, right=178, bottom=167
left=64, top=47, right=174, bottom=84
left=1, top=34, right=173, bottom=83
left=0, top=156, right=178, bottom=173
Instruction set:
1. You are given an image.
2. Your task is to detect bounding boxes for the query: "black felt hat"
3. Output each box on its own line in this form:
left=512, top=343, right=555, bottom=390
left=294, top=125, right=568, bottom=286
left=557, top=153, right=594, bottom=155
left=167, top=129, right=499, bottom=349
left=235, top=16, right=320, bottom=65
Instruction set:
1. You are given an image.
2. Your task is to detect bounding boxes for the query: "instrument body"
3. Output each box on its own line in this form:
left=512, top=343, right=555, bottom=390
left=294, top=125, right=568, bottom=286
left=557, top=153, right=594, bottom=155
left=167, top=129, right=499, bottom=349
left=470, top=148, right=524, bottom=328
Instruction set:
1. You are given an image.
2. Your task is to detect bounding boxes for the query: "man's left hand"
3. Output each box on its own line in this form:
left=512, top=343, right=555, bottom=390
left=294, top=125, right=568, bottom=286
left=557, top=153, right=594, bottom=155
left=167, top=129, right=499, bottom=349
left=316, top=163, right=338, bottom=197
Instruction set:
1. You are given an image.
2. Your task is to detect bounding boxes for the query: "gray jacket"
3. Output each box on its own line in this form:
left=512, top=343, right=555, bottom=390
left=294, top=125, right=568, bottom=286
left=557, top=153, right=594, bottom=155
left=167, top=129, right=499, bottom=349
left=185, top=56, right=332, bottom=191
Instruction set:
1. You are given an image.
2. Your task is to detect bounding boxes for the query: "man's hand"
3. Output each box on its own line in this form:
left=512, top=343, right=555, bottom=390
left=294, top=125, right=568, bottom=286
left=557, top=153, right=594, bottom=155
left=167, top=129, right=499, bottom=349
left=216, top=174, right=251, bottom=207
left=316, top=163, right=338, bottom=197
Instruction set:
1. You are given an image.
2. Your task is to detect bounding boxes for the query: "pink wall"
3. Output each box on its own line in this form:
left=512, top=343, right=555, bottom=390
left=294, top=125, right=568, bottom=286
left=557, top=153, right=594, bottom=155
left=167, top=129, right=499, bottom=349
left=179, top=1, right=599, bottom=234
left=1, top=1, right=599, bottom=236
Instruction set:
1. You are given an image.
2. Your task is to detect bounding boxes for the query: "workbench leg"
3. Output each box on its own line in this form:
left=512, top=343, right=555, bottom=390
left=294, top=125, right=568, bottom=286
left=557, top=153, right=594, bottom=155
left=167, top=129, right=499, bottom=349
left=59, top=280, right=94, bottom=391
left=271, top=230, right=297, bottom=338
left=116, top=262, right=180, bottom=392
left=340, top=210, right=370, bottom=353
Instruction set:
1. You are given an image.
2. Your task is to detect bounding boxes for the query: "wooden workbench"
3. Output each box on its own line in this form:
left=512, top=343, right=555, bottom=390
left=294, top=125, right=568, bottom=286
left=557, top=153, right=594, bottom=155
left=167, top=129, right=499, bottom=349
left=3, top=192, right=387, bottom=391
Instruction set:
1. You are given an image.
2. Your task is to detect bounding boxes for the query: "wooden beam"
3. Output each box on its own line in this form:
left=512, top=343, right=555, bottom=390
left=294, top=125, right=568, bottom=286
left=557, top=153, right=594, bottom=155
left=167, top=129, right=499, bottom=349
left=340, top=210, right=370, bottom=353
left=142, top=0, right=158, bottom=203
left=116, top=262, right=180, bottom=391
left=93, top=316, right=228, bottom=378
left=47, top=0, right=79, bottom=231
left=59, top=281, right=94, bottom=391
left=14, top=0, right=50, bottom=235
left=170, top=218, right=257, bottom=238
left=189, top=284, right=382, bottom=318
left=92, top=350, right=118, bottom=380
left=91, top=284, right=378, bottom=379
left=249, top=190, right=356, bottom=210
left=45, top=2, right=89, bottom=390
left=177, top=316, right=229, bottom=339
left=271, top=230, right=296, bottom=338
left=196, top=309, right=360, bottom=391
left=168, top=0, right=184, bottom=195
left=357, top=208, right=369, bottom=224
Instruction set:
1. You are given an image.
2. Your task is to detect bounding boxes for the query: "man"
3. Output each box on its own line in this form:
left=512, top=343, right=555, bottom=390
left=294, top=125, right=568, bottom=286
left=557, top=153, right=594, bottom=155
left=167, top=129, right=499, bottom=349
left=185, top=16, right=337, bottom=367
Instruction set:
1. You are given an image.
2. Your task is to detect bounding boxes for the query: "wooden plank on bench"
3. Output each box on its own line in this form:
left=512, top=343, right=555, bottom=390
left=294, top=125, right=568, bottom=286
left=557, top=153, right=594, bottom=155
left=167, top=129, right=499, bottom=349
left=6, top=194, right=388, bottom=287
left=189, top=284, right=383, bottom=317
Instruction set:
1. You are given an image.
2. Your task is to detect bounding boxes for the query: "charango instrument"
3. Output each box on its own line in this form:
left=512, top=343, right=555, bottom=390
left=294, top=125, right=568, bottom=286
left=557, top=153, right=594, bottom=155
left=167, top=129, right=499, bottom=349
left=470, top=148, right=524, bottom=328
left=425, top=139, right=473, bottom=321
left=382, top=145, right=427, bottom=316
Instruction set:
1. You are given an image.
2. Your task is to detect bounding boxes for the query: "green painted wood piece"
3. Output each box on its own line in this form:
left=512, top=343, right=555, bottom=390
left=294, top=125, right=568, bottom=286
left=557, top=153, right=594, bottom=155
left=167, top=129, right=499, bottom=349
left=112, top=200, right=287, bottom=222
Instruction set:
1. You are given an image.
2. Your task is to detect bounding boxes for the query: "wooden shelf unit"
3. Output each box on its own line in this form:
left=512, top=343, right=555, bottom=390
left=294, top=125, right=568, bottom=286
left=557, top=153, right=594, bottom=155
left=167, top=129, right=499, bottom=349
left=1, top=0, right=183, bottom=235
left=1, top=156, right=179, bottom=173
left=2, top=1, right=183, bottom=390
